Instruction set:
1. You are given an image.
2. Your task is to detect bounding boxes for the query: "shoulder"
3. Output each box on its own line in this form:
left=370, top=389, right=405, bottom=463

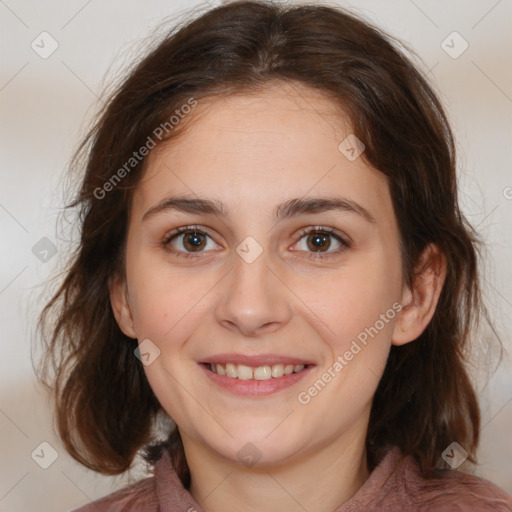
left=68, top=448, right=199, bottom=512
left=68, top=474, right=158, bottom=512
left=395, top=451, right=512, bottom=511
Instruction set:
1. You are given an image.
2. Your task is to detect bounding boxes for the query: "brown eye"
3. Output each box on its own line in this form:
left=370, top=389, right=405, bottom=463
left=305, top=231, right=332, bottom=252
left=181, top=231, right=207, bottom=252
left=293, top=227, right=350, bottom=257
left=162, top=226, right=219, bottom=258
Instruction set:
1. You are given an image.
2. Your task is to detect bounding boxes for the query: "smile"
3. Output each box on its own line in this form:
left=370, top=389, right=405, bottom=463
left=199, top=357, right=315, bottom=396
left=207, top=362, right=308, bottom=380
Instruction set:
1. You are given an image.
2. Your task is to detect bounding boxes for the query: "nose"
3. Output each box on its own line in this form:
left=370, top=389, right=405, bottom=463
left=215, top=246, right=292, bottom=337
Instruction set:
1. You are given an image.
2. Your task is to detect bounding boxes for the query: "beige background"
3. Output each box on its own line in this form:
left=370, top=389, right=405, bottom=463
left=0, top=0, right=511, bottom=510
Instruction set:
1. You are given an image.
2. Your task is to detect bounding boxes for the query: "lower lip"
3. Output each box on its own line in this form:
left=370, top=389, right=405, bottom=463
left=199, top=363, right=314, bottom=397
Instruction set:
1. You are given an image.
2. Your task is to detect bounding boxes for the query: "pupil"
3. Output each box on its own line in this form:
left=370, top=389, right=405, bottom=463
left=309, top=233, right=329, bottom=252
left=185, top=232, right=204, bottom=250
left=182, top=232, right=331, bottom=252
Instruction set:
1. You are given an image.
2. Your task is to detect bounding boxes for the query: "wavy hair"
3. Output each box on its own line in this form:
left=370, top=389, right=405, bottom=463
left=35, top=0, right=499, bottom=486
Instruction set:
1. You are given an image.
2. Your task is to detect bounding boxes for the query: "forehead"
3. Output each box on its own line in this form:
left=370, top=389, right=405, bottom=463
left=132, top=82, right=391, bottom=223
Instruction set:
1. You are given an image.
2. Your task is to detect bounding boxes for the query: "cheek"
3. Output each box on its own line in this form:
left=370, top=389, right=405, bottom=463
left=289, top=255, right=401, bottom=414
left=130, top=274, right=207, bottom=342
left=292, top=268, right=398, bottom=423
left=126, top=267, right=211, bottom=423
left=125, top=245, right=211, bottom=343
left=294, top=255, right=400, bottom=350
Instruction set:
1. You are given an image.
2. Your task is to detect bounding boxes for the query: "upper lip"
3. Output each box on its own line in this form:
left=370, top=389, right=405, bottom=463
left=200, top=353, right=315, bottom=367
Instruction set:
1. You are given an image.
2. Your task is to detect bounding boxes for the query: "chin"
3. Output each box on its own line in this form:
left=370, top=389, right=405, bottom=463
left=206, top=432, right=303, bottom=468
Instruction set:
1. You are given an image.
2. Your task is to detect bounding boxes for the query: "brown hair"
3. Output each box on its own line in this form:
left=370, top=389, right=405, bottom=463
left=35, top=0, right=498, bottom=485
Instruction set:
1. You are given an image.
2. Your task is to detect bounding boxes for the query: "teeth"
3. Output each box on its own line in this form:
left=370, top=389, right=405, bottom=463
left=237, top=364, right=253, bottom=380
left=207, top=362, right=307, bottom=379
left=284, top=364, right=294, bottom=375
left=271, top=365, right=285, bottom=378
left=226, top=363, right=237, bottom=378
left=254, top=365, right=272, bottom=380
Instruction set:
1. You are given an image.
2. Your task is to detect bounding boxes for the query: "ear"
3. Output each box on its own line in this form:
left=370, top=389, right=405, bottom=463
left=108, top=272, right=138, bottom=339
left=392, top=243, right=447, bottom=346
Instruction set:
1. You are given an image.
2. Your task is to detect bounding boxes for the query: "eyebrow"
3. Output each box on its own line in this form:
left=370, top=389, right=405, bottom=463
left=142, top=195, right=377, bottom=224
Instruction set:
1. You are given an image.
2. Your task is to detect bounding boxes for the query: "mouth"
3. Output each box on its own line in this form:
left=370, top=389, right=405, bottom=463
left=198, top=354, right=315, bottom=396
left=202, top=362, right=310, bottom=380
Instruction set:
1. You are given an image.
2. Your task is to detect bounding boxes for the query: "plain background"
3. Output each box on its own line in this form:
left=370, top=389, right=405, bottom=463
left=1, top=0, right=511, bottom=510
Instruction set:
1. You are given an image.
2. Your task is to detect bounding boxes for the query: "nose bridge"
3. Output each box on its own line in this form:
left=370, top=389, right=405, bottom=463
left=215, top=237, right=291, bottom=335
left=233, top=242, right=271, bottom=295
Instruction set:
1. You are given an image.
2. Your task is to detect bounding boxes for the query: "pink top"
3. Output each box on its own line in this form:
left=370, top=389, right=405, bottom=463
left=70, top=446, right=512, bottom=511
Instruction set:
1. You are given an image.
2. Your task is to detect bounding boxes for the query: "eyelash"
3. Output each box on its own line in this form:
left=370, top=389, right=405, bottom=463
left=161, top=225, right=351, bottom=260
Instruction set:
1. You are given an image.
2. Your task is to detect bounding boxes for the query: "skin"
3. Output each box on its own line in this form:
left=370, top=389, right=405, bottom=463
left=110, top=81, right=446, bottom=512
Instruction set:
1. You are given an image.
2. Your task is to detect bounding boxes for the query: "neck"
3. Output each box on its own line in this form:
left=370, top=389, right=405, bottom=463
left=182, top=428, right=369, bottom=512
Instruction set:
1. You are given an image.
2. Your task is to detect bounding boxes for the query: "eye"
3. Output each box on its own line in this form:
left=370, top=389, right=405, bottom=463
left=161, top=224, right=351, bottom=260
left=291, top=226, right=350, bottom=257
left=162, top=226, right=219, bottom=259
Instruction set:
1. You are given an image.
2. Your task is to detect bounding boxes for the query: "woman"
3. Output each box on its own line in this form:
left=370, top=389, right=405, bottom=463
left=36, top=1, right=512, bottom=510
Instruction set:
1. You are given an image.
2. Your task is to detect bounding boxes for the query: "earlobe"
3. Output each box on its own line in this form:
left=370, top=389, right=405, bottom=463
left=392, top=243, right=447, bottom=346
left=108, top=273, right=138, bottom=339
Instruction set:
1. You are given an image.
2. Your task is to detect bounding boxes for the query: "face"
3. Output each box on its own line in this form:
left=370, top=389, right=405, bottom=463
left=111, top=81, right=408, bottom=468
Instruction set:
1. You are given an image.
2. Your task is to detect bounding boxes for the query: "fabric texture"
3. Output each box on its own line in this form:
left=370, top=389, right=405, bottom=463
left=70, top=446, right=512, bottom=511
